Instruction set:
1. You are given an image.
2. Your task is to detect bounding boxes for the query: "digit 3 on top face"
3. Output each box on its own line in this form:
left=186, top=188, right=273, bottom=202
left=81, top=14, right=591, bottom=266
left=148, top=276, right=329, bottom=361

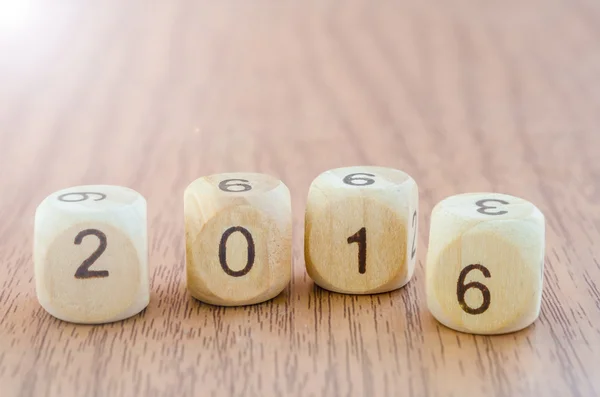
left=426, top=192, right=545, bottom=335
left=305, top=166, right=419, bottom=295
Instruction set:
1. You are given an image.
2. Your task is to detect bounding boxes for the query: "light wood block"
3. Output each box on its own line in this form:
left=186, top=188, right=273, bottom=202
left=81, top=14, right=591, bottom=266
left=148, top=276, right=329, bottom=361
left=34, top=185, right=149, bottom=324
left=426, top=193, right=545, bottom=335
left=305, top=166, right=419, bottom=294
left=184, top=173, right=292, bottom=306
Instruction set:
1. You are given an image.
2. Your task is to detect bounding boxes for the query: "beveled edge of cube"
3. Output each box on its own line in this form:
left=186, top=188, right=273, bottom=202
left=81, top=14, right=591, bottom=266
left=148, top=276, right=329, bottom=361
left=430, top=306, right=541, bottom=335
left=38, top=288, right=150, bottom=325
left=188, top=280, right=289, bottom=307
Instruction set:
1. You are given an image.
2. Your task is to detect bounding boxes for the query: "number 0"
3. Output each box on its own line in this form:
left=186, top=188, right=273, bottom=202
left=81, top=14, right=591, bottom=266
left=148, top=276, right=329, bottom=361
left=219, top=226, right=255, bottom=277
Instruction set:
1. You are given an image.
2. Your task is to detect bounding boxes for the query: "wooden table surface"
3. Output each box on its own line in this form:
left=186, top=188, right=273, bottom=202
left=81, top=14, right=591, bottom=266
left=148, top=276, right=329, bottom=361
left=1, top=1, right=600, bottom=396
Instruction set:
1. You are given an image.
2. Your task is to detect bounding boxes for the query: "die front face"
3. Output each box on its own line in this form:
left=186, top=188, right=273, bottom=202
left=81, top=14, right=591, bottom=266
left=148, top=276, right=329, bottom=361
left=184, top=173, right=292, bottom=306
left=305, top=166, right=418, bottom=294
left=34, top=186, right=149, bottom=324
left=426, top=193, right=545, bottom=335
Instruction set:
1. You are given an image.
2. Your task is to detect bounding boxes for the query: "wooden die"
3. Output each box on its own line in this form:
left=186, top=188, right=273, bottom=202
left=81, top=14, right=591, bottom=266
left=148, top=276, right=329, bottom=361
left=184, top=173, right=292, bottom=306
left=34, top=186, right=149, bottom=324
left=305, top=166, right=419, bottom=294
left=426, top=193, right=545, bottom=334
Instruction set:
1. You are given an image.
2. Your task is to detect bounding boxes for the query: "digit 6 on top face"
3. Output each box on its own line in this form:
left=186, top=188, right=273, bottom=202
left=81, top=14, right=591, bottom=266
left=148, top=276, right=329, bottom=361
left=34, top=185, right=149, bottom=324
left=305, top=166, right=419, bottom=294
left=426, top=193, right=545, bottom=335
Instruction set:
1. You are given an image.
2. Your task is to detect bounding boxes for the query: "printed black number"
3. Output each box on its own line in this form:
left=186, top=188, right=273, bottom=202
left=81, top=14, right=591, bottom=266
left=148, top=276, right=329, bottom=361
left=342, top=173, right=375, bottom=186
left=219, top=226, right=255, bottom=277
left=219, top=179, right=252, bottom=193
left=74, top=229, right=109, bottom=279
left=59, top=192, right=106, bottom=202
left=347, top=227, right=367, bottom=274
left=475, top=199, right=509, bottom=216
left=410, top=210, right=417, bottom=260
left=457, top=264, right=491, bottom=315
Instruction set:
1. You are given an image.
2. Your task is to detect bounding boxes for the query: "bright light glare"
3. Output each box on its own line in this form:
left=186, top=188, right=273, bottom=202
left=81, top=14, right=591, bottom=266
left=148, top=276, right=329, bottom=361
left=0, top=0, right=38, bottom=34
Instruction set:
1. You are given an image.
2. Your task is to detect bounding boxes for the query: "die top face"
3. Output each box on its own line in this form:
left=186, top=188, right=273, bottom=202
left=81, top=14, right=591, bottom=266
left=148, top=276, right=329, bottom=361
left=427, top=192, right=545, bottom=334
left=185, top=173, right=291, bottom=233
left=311, top=166, right=414, bottom=192
left=433, top=192, right=541, bottom=221
left=42, top=185, right=145, bottom=214
left=186, top=173, right=282, bottom=196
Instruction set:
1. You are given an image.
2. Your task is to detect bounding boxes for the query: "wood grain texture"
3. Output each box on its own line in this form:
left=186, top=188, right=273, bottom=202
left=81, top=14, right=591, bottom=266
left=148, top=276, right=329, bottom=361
left=1, top=1, right=600, bottom=396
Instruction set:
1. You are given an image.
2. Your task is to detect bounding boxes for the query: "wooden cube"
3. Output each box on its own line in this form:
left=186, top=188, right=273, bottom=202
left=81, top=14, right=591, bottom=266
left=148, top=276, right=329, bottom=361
left=184, top=173, right=292, bottom=306
left=305, top=166, right=419, bottom=294
left=34, top=185, right=149, bottom=324
left=426, top=193, right=545, bottom=334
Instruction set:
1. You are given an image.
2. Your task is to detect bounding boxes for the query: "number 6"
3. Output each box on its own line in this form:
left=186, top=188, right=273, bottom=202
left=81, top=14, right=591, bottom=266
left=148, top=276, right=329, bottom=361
left=457, top=264, right=491, bottom=315
left=219, top=179, right=252, bottom=193
left=342, top=173, right=375, bottom=186
left=58, top=192, right=107, bottom=202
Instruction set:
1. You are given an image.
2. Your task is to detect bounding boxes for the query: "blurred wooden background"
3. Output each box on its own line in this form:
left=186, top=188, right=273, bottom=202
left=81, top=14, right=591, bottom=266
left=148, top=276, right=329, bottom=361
left=1, top=1, right=600, bottom=396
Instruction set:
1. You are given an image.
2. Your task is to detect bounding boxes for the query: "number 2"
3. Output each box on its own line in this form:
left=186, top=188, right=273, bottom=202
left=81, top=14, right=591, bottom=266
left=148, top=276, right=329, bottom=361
left=410, top=210, right=417, bottom=260
left=74, top=229, right=109, bottom=279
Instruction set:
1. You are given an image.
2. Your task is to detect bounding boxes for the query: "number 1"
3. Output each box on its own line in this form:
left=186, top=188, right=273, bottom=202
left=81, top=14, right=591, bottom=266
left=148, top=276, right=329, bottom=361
left=347, top=227, right=367, bottom=274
